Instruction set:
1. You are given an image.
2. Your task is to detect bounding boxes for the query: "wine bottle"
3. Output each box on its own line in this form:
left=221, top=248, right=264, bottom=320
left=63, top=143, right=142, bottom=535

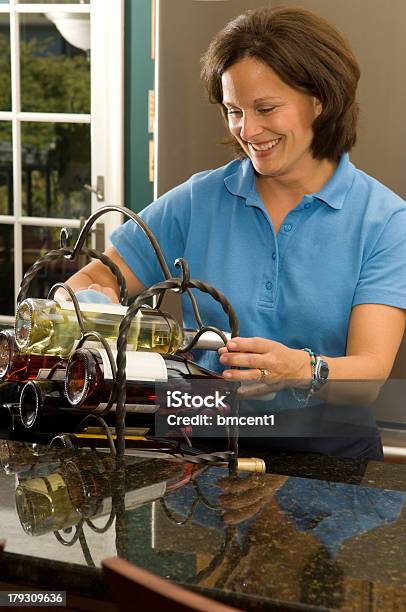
left=65, top=346, right=226, bottom=411
left=15, top=298, right=230, bottom=357
left=0, top=329, right=62, bottom=382
left=19, top=379, right=156, bottom=434
left=19, top=379, right=89, bottom=432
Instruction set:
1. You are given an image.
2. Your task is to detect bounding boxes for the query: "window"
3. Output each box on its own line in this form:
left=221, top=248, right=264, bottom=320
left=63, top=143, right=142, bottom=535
left=0, top=0, right=124, bottom=323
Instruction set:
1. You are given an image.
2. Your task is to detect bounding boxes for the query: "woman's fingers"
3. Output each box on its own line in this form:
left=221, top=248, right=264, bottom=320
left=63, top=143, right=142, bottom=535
left=223, top=337, right=276, bottom=353
left=219, top=351, right=263, bottom=369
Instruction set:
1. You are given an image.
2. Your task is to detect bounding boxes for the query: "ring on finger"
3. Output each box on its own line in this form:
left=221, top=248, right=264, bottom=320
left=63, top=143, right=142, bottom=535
left=258, top=368, right=269, bottom=383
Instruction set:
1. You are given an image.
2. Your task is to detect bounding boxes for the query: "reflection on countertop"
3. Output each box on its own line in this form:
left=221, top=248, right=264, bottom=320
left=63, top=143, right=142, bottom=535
left=1, top=439, right=406, bottom=610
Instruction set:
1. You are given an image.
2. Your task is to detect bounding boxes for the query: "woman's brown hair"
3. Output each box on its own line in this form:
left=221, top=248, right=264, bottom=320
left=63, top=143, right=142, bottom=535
left=201, top=6, right=360, bottom=161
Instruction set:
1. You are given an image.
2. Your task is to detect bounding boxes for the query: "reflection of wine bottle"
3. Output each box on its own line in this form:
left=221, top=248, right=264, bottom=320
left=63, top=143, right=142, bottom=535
left=3, top=402, right=26, bottom=438
left=15, top=298, right=230, bottom=357
left=0, top=329, right=61, bottom=382
left=0, top=440, right=64, bottom=476
left=65, top=346, right=225, bottom=411
left=63, top=454, right=195, bottom=521
left=15, top=455, right=195, bottom=535
left=15, top=472, right=81, bottom=536
left=0, top=440, right=72, bottom=482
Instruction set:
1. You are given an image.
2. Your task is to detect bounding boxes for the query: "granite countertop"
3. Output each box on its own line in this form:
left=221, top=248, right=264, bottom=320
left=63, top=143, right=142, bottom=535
left=0, top=436, right=406, bottom=611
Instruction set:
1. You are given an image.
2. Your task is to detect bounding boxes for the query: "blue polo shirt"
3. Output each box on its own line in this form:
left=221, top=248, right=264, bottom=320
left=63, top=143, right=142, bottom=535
left=111, top=154, right=406, bottom=373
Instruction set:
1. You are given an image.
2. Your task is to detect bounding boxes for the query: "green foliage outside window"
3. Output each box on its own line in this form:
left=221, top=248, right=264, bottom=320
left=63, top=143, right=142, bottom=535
left=0, top=32, right=91, bottom=219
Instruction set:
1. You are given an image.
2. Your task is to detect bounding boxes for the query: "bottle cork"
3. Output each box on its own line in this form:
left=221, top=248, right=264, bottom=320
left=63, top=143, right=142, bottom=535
left=236, top=457, right=266, bottom=473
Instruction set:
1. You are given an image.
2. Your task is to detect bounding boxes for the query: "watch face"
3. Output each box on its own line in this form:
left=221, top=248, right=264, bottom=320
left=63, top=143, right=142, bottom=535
left=319, top=362, right=329, bottom=380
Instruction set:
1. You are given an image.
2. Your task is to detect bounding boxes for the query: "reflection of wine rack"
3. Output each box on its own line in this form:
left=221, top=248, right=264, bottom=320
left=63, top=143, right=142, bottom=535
left=16, top=205, right=241, bottom=468
left=11, top=447, right=192, bottom=565
left=8, top=441, right=235, bottom=573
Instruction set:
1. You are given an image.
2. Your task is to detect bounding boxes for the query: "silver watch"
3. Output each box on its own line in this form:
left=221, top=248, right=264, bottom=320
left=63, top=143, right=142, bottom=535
left=313, top=356, right=329, bottom=391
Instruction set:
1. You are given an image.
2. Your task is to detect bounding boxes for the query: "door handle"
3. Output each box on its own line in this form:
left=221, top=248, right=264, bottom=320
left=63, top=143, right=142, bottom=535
left=84, top=176, right=105, bottom=202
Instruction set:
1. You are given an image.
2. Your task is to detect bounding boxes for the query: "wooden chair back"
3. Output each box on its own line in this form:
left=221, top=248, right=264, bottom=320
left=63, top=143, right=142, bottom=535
left=102, top=556, right=242, bottom=612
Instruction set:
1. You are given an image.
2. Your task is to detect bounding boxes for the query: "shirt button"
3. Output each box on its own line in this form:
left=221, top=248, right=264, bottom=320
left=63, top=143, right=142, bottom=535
left=272, top=252, right=276, bottom=261
left=265, top=281, right=273, bottom=290
left=304, top=203, right=311, bottom=209
left=284, top=224, right=292, bottom=232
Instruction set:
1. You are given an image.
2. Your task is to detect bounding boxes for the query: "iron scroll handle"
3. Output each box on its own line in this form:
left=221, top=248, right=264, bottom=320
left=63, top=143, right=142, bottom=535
left=17, top=204, right=174, bottom=304
left=64, top=205, right=172, bottom=280
left=17, top=247, right=129, bottom=306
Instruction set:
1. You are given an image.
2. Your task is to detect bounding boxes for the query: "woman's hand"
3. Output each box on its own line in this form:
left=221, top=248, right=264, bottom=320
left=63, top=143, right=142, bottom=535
left=218, top=337, right=311, bottom=397
left=54, top=283, right=119, bottom=304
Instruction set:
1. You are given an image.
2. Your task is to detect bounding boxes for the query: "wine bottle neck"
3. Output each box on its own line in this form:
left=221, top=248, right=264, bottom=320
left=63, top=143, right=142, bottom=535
left=65, top=347, right=105, bottom=407
left=182, top=329, right=231, bottom=351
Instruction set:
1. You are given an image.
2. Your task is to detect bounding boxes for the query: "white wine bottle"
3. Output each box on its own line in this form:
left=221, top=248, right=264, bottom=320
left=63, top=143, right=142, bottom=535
left=15, top=298, right=231, bottom=357
left=15, top=299, right=182, bottom=357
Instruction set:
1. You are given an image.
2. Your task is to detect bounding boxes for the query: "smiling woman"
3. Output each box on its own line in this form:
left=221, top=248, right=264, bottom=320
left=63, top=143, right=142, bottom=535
left=64, top=6, right=406, bottom=461
left=201, top=7, right=359, bottom=163
left=219, top=57, right=334, bottom=233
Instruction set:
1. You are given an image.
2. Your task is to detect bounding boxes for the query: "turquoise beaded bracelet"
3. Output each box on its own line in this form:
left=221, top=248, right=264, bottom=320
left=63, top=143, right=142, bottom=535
left=291, top=347, right=317, bottom=407
left=302, top=347, right=317, bottom=393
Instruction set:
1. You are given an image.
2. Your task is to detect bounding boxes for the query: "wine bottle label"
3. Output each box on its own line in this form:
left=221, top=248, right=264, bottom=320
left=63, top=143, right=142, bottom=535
left=98, top=349, right=168, bottom=382
left=99, top=482, right=167, bottom=517
left=58, top=301, right=129, bottom=316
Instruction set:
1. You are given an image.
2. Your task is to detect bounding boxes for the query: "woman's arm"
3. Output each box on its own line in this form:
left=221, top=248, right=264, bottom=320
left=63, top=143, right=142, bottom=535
left=56, top=246, right=146, bottom=302
left=219, top=304, right=406, bottom=404
left=320, top=303, right=406, bottom=402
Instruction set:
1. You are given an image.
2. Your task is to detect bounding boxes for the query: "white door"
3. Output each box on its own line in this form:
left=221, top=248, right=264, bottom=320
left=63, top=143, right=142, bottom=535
left=0, top=0, right=124, bottom=325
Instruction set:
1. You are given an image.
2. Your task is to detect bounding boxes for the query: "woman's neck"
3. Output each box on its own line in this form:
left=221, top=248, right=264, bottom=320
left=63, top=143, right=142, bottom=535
left=256, top=157, right=338, bottom=206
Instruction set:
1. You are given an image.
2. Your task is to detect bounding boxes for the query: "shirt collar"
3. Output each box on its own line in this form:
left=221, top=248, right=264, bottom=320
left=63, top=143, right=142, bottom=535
left=311, top=153, right=356, bottom=210
left=224, top=153, right=356, bottom=210
left=224, top=158, right=255, bottom=200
